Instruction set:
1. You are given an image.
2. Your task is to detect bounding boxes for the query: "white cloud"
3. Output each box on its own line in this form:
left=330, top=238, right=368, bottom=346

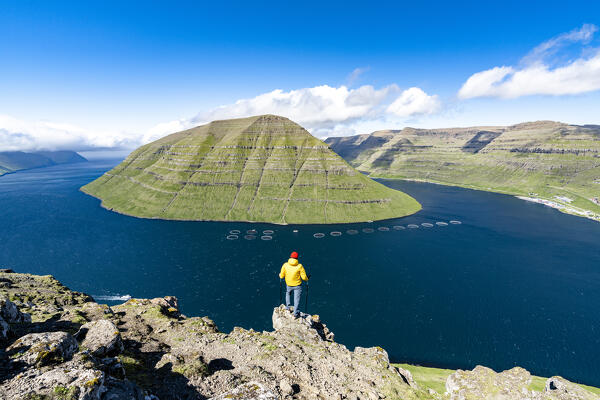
left=346, top=67, right=370, bottom=86
left=0, top=114, right=138, bottom=152
left=458, top=24, right=600, bottom=99
left=1, top=83, right=441, bottom=151
left=386, top=87, right=441, bottom=117
left=149, top=84, right=441, bottom=140
left=522, top=23, right=598, bottom=66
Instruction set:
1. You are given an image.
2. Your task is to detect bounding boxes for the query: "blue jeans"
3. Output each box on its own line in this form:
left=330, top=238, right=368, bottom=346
left=286, top=285, right=302, bottom=316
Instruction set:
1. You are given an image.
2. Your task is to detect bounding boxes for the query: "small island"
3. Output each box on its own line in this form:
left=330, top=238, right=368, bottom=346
left=81, top=115, right=421, bottom=224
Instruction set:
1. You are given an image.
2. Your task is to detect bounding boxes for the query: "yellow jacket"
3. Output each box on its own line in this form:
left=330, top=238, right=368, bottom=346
left=279, top=258, right=309, bottom=287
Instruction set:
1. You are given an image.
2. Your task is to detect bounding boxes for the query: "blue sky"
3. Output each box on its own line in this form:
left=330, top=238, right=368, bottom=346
left=1, top=1, right=600, bottom=151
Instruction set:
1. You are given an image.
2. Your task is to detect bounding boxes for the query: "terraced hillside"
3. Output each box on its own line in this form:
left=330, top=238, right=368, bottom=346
left=326, top=121, right=600, bottom=221
left=82, top=115, right=420, bottom=223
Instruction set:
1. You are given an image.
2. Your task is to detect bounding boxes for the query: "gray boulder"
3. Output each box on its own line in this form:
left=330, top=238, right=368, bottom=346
left=7, top=331, right=78, bottom=367
left=209, top=382, right=278, bottom=399
left=445, top=366, right=600, bottom=400
left=0, top=296, right=31, bottom=323
left=272, top=305, right=334, bottom=342
left=0, top=361, right=105, bottom=400
left=545, top=376, right=599, bottom=400
left=77, top=319, right=124, bottom=357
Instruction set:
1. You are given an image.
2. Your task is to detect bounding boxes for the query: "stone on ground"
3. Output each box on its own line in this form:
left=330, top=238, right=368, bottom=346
left=77, top=319, right=124, bottom=357
left=7, top=331, right=78, bottom=367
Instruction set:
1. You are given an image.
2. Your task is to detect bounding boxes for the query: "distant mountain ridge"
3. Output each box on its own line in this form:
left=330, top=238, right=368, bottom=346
left=0, top=150, right=87, bottom=176
left=81, top=114, right=421, bottom=224
left=326, top=121, right=600, bottom=221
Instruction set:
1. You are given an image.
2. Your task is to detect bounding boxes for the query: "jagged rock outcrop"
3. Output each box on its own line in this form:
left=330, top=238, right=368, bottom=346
left=272, top=305, right=334, bottom=341
left=0, top=270, right=598, bottom=400
left=544, top=376, right=599, bottom=400
left=445, top=366, right=599, bottom=400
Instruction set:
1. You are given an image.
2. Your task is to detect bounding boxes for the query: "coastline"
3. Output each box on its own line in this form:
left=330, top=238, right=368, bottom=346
left=79, top=183, right=422, bottom=226
left=373, top=176, right=600, bottom=224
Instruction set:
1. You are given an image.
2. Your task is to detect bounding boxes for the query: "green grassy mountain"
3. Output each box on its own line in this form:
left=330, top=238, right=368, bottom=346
left=0, top=150, right=87, bottom=176
left=81, top=115, right=421, bottom=224
left=326, top=121, right=600, bottom=221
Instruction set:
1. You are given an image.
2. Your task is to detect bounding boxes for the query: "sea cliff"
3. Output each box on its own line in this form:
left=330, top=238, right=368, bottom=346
left=0, top=270, right=597, bottom=399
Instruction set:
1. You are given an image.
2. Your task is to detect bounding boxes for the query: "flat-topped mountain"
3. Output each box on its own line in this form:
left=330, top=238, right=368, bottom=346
left=326, top=121, right=600, bottom=221
left=81, top=115, right=420, bottom=224
left=0, top=150, right=86, bottom=176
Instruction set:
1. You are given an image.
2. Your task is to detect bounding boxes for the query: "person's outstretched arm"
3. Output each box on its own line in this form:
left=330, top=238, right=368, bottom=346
left=279, top=264, right=286, bottom=280
left=300, top=265, right=309, bottom=281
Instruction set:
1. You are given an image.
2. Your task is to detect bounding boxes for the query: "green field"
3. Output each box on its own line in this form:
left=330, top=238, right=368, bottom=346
left=326, top=121, right=600, bottom=221
left=82, top=115, right=421, bottom=224
left=395, top=364, right=600, bottom=396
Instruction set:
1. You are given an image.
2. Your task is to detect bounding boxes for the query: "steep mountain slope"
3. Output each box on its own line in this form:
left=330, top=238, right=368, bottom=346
left=326, top=121, right=600, bottom=221
left=82, top=115, right=420, bottom=224
left=0, top=150, right=87, bottom=176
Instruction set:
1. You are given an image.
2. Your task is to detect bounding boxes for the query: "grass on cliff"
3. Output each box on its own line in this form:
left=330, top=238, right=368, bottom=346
left=327, top=122, right=600, bottom=221
left=395, top=364, right=600, bottom=396
left=81, top=115, right=421, bottom=224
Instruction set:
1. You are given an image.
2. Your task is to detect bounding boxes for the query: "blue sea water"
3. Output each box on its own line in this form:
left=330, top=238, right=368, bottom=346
left=0, top=160, right=599, bottom=386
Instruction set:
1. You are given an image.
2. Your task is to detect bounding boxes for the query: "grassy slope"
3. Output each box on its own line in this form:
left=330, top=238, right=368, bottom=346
left=82, top=115, right=421, bottom=224
left=326, top=121, right=600, bottom=221
left=395, top=364, right=600, bottom=396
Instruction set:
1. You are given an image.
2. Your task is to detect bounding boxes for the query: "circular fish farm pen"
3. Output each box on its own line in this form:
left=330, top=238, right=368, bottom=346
left=377, top=227, right=390, bottom=232
left=393, top=225, right=405, bottom=230
left=260, top=235, right=273, bottom=241
left=262, top=230, right=274, bottom=235
left=330, top=231, right=342, bottom=237
left=226, top=235, right=239, bottom=240
left=407, top=224, right=419, bottom=229
left=450, top=220, right=462, bottom=225
left=436, top=222, right=448, bottom=226
left=246, top=229, right=258, bottom=235
left=421, top=223, right=434, bottom=228
left=244, top=235, right=257, bottom=240
left=362, top=228, right=375, bottom=233
left=346, top=229, right=359, bottom=235
left=313, top=233, right=325, bottom=239
left=229, top=230, right=241, bottom=235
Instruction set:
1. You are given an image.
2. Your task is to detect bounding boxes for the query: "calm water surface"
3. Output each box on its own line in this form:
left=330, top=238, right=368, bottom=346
left=0, top=160, right=599, bottom=385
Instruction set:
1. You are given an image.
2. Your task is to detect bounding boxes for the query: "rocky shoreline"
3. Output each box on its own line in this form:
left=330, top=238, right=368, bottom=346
left=0, top=269, right=597, bottom=399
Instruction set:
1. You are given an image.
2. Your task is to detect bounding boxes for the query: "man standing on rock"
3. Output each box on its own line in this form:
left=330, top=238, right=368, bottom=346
left=279, top=251, right=309, bottom=318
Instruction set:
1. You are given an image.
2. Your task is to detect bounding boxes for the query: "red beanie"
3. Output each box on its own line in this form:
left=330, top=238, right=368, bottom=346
left=290, top=251, right=299, bottom=259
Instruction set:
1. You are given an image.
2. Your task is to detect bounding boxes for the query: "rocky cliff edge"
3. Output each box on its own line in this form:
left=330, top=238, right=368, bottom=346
left=0, top=270, right=596, bottom=400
